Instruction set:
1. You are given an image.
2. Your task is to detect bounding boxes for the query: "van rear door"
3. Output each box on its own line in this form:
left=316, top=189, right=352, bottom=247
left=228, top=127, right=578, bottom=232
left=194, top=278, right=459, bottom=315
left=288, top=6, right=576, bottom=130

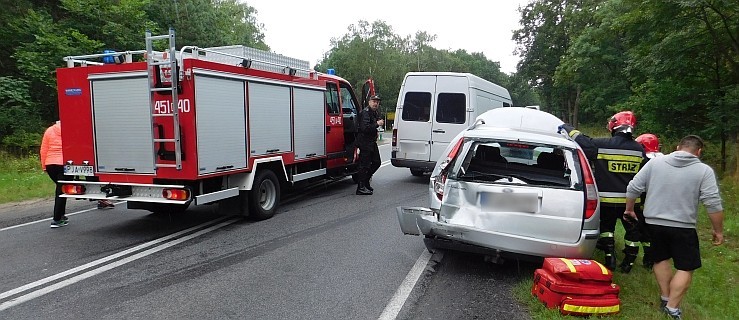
left=396, top=75, right=434, bottom=163
left=430, top=75, right=468, bottom=163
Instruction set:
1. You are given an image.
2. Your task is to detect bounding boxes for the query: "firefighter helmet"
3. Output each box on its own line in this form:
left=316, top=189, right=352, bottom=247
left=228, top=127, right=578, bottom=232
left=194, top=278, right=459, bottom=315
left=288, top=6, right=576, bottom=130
left=636, top=133, right=660, bottom=153
left=607, top=111, right=636, bottom=134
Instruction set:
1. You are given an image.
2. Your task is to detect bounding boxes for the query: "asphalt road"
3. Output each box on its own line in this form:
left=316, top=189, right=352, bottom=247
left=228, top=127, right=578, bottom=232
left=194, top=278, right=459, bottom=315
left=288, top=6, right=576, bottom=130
left=0, top=143, right=534, bottom=319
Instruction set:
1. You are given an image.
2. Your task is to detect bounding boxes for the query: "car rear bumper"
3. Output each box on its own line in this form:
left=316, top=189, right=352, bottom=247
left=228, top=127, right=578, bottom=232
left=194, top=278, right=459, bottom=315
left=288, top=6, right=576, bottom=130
left=397, top=206, right=598, bottom=259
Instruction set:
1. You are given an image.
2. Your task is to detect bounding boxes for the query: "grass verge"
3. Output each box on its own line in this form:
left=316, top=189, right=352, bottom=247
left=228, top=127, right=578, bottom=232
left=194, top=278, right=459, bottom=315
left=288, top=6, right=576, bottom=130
left=515, top=178, right=738, bottom=319
left=0, top=152, right=53, bottom=204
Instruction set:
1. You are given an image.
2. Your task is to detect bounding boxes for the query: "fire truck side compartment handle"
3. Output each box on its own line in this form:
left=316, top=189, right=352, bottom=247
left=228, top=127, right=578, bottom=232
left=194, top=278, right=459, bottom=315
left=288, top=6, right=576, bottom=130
left=114, top=168, right=136, bottom=172
left=216, top=165, right=234, bottom=171
left=266, top=149, right=280, bottom=153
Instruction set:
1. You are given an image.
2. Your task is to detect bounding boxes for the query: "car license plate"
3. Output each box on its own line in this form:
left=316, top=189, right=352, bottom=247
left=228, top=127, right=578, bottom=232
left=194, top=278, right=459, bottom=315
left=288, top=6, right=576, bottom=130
left=64, top=165, right=94, bottom=176
left=481, top=192, right=538, bottom=213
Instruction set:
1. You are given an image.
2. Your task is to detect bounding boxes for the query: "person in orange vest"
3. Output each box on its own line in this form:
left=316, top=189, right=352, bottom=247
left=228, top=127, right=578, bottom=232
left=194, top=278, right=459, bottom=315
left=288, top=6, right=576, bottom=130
left=40, top=121, right=69, bottom=228
left=41, top=121, right=114, bottom=228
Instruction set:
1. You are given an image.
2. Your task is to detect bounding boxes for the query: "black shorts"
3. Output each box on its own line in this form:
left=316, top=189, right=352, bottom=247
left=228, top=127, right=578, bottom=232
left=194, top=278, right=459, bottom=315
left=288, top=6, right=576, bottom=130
left=647, top=224, right=701, bottom=271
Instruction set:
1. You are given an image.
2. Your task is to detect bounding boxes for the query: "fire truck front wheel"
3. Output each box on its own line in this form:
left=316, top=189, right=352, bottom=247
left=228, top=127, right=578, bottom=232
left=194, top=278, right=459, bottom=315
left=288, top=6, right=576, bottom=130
left=249, top=170, right=280, bottom=221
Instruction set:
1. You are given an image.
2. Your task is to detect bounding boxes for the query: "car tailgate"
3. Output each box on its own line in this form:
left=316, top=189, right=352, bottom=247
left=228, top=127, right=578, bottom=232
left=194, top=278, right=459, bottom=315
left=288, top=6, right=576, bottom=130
left=440, top=182, right=585, bottom=243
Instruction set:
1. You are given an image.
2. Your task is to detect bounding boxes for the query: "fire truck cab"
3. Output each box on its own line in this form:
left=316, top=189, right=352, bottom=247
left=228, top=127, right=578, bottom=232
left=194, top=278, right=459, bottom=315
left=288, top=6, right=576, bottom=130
left=56, top=29, right=363, bottom=220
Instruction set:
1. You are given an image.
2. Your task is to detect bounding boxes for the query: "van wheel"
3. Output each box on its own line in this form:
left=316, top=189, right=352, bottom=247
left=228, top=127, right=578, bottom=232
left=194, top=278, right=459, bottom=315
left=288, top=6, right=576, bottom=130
left=249, top=170, right=280, bottom=221
left=410, top=168, right=425, bottom=177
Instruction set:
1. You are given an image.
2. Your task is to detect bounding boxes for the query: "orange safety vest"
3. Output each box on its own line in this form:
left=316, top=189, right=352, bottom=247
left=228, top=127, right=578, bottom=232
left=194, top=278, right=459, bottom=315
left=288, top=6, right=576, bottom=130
left=40, top=122, right=63, bottom=169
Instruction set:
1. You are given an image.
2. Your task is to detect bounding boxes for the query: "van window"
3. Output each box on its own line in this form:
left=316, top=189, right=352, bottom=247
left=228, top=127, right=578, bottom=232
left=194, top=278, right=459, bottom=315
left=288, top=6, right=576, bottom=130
left=436, top=93, right=466, bottom=124
left=401, top=92, right=431, bottom=122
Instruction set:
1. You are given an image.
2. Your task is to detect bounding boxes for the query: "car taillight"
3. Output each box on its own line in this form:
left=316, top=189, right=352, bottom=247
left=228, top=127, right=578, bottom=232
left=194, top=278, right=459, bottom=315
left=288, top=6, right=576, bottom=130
left=163, top=188, right=190, bottom=201
left=433, top=173, right=447, bottom=201
left=434, top=137, right=465, bottom=201
left=61, top=184, right=86, bottom=195
left=392, top=128, right=397, bottom=146
left=578, top=149, right=598, bottom=219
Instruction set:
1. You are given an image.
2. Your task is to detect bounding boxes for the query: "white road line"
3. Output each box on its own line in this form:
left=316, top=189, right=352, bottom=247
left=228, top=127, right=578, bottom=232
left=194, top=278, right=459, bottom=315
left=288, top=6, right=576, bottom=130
left=378, top=249, right=433, bottom=320
left=0, top=216, right=233, bottom=303
left=0, top=201, right=125, bottom=232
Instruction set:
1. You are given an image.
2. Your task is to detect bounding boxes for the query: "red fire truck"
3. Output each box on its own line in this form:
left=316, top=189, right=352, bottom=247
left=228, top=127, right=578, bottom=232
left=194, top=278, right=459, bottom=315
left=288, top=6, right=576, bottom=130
left=56, top=29, right=370, bottom=220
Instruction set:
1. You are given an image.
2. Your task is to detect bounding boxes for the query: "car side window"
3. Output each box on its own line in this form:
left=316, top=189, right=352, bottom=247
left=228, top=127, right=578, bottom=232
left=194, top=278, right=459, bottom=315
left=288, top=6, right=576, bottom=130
left=401, top=92, right=431, bottom=122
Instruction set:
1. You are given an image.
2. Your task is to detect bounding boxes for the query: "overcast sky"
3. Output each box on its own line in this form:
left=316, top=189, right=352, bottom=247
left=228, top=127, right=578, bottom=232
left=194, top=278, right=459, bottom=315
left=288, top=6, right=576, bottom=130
left=246, top=0, right=528, bottom=74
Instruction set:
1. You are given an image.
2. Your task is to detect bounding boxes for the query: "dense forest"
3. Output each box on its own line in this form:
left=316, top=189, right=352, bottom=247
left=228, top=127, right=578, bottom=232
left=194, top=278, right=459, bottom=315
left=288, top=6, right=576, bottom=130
left=0, top=0, right=736, bottom=178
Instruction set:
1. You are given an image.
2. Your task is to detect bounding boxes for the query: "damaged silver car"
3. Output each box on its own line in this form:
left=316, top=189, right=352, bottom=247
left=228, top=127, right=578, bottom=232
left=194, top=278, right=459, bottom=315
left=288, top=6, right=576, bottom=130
left=397, top=107, right=600, bottom=261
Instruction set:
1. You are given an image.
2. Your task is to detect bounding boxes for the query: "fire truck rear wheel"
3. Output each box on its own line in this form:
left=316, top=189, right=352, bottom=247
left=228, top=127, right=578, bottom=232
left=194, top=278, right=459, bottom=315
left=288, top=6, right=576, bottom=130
left=249, top=170, right=280, bottom=221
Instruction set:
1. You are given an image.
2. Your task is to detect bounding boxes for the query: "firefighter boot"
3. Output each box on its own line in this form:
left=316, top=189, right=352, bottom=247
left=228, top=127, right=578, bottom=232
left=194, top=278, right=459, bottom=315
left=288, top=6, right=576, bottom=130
left=619, top=242, right=640, bottom=273
left=597, top=235, right=617, bottom=270
left=366, top=178, right=374, bottom=192
left=604, top=246, right=617, bottom=271
left=619, top=253, right=638, bottom=273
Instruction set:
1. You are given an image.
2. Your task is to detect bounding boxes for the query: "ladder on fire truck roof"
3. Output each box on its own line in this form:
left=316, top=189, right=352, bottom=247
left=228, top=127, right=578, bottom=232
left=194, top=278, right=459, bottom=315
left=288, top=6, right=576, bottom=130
left=146, top=28, right=182, bottom=170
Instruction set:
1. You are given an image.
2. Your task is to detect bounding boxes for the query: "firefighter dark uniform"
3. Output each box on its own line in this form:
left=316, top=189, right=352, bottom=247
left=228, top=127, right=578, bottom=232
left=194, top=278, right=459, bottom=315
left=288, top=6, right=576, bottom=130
left=355, top=96, right=383, bottom=195
left=561, top=111, right=646, bottom=271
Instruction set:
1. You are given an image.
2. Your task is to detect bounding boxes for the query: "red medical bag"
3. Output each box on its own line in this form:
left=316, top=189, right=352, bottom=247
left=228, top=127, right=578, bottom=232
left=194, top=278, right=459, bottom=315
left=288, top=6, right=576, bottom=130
left=532, top=260, right=621, bottom=316
left=542, top=257, right=613, bottom=282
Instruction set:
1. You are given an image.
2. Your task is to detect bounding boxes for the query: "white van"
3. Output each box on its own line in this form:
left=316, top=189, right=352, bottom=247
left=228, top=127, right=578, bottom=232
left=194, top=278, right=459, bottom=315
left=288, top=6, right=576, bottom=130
left=391, top=72, right=512, bottom=176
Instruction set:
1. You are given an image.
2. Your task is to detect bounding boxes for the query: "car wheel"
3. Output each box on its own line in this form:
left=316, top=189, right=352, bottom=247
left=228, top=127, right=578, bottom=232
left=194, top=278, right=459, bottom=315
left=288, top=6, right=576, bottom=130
left=410, top=168, right=425, bottom=177
left=249, top=169, right=280, bottom=221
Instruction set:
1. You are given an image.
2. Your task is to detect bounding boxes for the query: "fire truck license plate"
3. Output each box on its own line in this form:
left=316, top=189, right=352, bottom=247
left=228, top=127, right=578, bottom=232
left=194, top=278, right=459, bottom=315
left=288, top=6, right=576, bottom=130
left=64, top=165, right=94, bottom=176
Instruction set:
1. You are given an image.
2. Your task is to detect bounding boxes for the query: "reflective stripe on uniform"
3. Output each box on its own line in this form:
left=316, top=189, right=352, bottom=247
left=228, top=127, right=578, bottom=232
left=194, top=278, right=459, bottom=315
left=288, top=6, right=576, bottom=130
left=599, top=232, right=614, bottom=238
left=569, top=130, right=581, bottom=139
left=642, top=242, right=651, bottom=247
left=624, top=241, right=640, bottom=247
left=596, top=153, right=644, bottom=163
left=598, top=148, right=644, bottom=157
left=599, top=193, right=641, bottom=204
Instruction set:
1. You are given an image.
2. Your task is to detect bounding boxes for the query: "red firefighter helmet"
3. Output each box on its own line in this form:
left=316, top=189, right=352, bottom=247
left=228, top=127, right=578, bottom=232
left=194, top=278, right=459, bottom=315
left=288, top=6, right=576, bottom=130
left=636, top=133, right=660, bottom=153
left=607, top=111, right=637, bottom=133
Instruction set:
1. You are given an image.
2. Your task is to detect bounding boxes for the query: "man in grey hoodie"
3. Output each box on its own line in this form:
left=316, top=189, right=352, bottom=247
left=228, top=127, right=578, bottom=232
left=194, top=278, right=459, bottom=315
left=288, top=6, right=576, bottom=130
left=624, top=135, right=724, bottom=320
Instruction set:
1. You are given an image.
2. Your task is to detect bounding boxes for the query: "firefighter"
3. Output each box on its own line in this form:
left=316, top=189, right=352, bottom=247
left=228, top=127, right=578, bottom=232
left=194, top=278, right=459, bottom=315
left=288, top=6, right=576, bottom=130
left=620, top=133, right=664, bottom=272
left=636, top=133, right=665, bottom=159
left=355, top=95, right=384, bottom=195
left=559, top=111, right=647, bottom=270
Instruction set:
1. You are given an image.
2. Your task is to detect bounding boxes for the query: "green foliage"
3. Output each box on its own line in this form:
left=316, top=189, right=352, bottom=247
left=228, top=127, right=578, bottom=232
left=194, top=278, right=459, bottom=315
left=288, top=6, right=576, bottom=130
left=0, top=152, right=51, bottom=204
left=12, top=9, right=104, bottom=120
left=0, top=0, right=269, bottom=152
left=0, top=76, right=43, bottom=145
left=316, top=20, right=511, bottom=112
left=146, top=0, right=268, bottom=49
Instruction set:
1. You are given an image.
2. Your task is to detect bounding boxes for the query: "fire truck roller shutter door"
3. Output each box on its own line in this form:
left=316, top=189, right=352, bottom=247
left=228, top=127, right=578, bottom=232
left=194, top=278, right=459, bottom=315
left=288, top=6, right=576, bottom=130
left=92, top=76, right=156, bottom=174
left=293, top=88, right=325, bottom=159
left=194, top=76, right=247, bottom=174
left=248, top=82, right=292, bottom=155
